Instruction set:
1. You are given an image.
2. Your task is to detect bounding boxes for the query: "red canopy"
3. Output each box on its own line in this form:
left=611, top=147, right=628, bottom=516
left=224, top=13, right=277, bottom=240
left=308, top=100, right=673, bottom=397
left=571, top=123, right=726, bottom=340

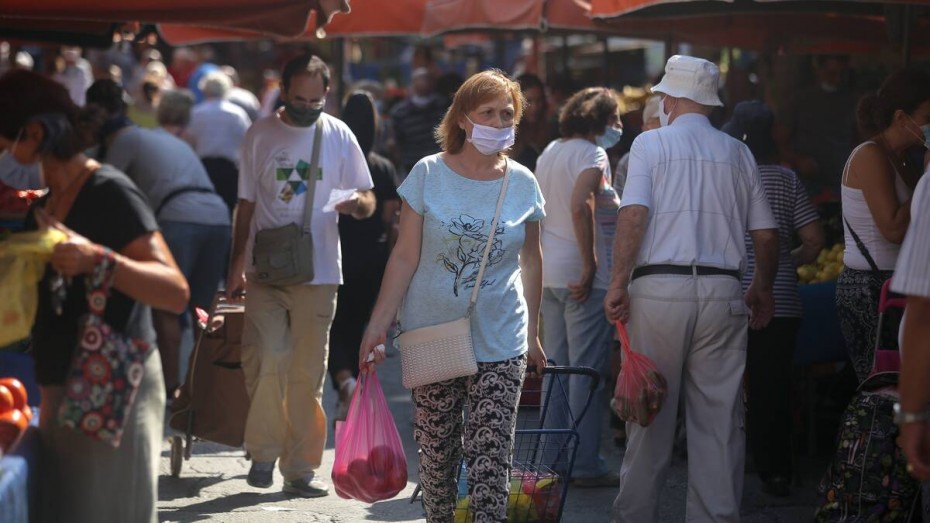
left=161, top=0, right=612, bottom=45
left=420, top=0, right=611, bottom=36
left=160, top=0, right=424, bottom=44
left=0, top=0, right=350, bottom=38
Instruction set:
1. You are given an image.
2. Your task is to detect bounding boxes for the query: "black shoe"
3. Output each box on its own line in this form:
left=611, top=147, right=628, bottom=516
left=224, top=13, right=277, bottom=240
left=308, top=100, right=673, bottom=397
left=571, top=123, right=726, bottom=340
left=247, top=460, right=275, bottom=489
left=761, top=475, right=790, bottom=497
left=282, top=474, right=329, bottom=498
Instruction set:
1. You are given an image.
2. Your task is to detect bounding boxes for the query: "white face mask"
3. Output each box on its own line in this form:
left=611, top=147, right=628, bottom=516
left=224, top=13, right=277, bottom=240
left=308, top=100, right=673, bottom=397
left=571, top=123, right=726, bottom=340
left=0, top=149, right=44, bottom=190
left=658, top=97, right=672, bottom=127
left=465, top=116, right=515, bottom=156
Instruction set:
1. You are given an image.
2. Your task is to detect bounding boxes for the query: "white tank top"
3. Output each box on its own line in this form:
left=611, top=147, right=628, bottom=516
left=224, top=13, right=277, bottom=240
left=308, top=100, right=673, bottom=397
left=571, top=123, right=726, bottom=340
left=841, top=141, right=913, bottom=271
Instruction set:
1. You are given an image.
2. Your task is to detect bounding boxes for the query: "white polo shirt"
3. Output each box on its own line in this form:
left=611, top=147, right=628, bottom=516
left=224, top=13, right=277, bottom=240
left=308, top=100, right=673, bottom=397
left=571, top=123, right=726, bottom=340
left=188, top=99, right=252, bottom=166
left=891, top=173, right=930, bottom=298
left=621, top=113, right=776, bottom=272
left=239, top=112, right=374, bottom=285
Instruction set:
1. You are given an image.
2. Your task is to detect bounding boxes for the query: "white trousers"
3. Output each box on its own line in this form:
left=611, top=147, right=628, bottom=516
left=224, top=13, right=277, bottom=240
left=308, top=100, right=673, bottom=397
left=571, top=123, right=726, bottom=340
left=612, top=274, right=748, bottom=523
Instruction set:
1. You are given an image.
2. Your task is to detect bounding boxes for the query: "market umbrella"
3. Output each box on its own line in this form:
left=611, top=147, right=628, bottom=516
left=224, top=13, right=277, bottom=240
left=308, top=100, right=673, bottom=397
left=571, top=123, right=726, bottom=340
left=160, top=0, right=425, bottom=45
left=588, top=0, right=930, bottom=54
left=161, top=0, right=614, bottom=45
left=0, top=0, right=350, bottom=39
left=419, top=0, right=612, bottom=36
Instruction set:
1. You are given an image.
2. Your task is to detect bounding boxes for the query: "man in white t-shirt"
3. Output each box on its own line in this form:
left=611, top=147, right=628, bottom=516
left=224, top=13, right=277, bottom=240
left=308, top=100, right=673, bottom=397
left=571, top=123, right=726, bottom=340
left=605, top=55, right=778, bottom=522
left=226, top=55, right=375, bottom=498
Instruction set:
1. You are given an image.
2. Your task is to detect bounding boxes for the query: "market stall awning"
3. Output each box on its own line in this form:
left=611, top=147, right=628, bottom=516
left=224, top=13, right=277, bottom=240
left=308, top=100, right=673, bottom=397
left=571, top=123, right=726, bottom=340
left=159, top=0, right=423, bottom=44
left=420, top=0, right=611, bottom=36
left=590, top=0, right=930, bottom=19
left=0, top=0, right=349, bottom=38
left=161, top=0, right=613, bottom=45
left=588, top=0, right=930, bottom=55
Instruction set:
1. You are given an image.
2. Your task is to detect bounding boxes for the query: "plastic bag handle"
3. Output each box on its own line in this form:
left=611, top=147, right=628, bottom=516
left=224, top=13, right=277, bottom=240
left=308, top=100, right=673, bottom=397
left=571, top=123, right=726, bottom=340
left=343, top=370, right=371, bottom=428
left=615, top=321, right=633, bottom=357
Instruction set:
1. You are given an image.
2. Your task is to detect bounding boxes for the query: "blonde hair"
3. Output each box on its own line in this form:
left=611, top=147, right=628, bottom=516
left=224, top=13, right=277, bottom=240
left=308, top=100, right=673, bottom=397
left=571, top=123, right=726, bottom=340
left=434, top=69, right=524, bottom=154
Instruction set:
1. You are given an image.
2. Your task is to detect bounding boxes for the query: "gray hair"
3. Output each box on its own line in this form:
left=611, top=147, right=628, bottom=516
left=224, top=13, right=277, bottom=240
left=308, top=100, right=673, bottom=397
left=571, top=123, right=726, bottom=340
left=158, top=89, right=195, bottom=127
left=199, top=71, right=232, bottom=99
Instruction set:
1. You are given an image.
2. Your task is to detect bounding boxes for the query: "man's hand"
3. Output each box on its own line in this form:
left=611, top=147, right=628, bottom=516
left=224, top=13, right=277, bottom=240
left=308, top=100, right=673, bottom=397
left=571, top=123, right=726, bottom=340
left=744, top=282, right=774, bottom=330
left=225, top=271, right=246, bottom=303
left=605, top=285, right=631, bottom=324
left=899, top=421, right=930, bottom=481
left=568, top=267, right=595, bottom=302
left=336, top=189, right=376, bottom=219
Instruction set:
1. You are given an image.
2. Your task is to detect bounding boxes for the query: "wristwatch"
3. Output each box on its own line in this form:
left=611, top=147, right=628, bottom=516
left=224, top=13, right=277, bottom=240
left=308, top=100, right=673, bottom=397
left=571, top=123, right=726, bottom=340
left=893, top=402, right=930, bottom=424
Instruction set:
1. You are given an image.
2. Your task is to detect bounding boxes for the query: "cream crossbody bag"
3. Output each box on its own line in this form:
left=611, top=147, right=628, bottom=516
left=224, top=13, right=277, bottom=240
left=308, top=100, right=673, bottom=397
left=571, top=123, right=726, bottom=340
left=397, top=166, right=510, bottom=389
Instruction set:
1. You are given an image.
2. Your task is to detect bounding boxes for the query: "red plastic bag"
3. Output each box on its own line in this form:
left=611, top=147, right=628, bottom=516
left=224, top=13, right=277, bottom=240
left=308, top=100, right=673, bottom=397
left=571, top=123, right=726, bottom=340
left=332, top=371, right=408, bottom=502
left=611, top=321, right=668, bottom=427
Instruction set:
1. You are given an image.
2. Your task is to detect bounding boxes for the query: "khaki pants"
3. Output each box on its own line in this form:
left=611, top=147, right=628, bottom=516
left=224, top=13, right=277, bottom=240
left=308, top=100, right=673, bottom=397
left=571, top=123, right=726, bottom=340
left=39, top=349, right=164, bottom=523
left=612, top=275, right=747, bottom=523
left=242, top=281, right=337, bottom=481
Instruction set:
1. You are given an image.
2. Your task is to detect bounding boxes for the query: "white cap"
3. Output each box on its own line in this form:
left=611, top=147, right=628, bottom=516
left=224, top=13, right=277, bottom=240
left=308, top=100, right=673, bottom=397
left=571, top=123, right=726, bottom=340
left=652, top=55, right=723, bottom=107
left=642, top=95, right=661, bottom=121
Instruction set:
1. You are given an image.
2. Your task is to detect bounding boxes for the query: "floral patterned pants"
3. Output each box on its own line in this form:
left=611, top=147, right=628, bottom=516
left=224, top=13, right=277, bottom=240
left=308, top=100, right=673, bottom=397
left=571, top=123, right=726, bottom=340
left=412, top=354, right=526, bottom=523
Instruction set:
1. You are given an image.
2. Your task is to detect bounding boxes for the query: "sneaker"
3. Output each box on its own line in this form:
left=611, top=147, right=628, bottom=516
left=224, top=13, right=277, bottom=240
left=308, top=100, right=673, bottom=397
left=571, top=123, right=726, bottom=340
left=247, top=460, right=275, bottom=489
left=572, top=472, right=620, bottom=488
left=283, top=473, right=330, bottom=498
left=334, top=377, right=357, bottom=422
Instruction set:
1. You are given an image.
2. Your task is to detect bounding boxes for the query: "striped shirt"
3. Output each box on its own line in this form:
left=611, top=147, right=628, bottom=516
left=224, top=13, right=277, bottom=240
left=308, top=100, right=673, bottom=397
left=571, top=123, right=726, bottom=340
left=891, top=173, right=930, bottom=298
left=741, top=165, right=820, bottom=317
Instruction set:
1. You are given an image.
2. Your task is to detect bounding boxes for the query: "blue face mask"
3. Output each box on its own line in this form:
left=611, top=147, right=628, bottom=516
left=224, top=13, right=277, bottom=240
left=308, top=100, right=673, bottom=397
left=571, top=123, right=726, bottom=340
left=596, top=126, right=623, bottom=149
left=0, top=150, right=44, bottom=190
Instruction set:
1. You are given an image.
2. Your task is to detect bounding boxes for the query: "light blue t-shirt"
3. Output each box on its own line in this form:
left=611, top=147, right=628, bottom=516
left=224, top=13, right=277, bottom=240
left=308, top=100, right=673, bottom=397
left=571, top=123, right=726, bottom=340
left=397, top=154, right=546, bottom=363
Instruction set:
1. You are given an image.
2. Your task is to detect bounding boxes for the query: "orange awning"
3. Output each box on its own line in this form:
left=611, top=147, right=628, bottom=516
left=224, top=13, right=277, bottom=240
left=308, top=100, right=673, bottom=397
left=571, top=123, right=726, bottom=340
left=160, top=0, right=424, bottom=44
left=420, top=0, right=611, bottom=36
left=0, top=0, right=349, bottom=39
left=161, top=0, right=613, bottom=45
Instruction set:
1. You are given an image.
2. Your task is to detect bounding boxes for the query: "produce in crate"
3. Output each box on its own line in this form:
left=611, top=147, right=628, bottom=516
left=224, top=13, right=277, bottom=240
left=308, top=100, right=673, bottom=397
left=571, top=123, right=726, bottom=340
left=797, top=243, right=844, bottom=284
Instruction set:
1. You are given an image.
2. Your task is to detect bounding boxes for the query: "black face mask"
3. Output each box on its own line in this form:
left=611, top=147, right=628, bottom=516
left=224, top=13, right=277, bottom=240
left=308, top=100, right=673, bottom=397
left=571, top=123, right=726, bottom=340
left=284, top=102, right=323, bottom=127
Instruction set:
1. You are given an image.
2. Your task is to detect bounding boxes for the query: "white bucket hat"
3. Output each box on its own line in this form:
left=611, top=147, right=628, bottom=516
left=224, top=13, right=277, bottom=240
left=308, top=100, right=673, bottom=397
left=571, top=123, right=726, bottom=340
left=652, top=55, right=723, bottom=107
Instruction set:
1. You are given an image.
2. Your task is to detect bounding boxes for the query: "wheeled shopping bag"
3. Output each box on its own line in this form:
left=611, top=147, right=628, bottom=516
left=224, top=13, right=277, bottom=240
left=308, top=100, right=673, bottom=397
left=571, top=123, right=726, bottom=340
left=815, top=278, right=917, bottom=521
left=167, top=294, right=249, bottom=477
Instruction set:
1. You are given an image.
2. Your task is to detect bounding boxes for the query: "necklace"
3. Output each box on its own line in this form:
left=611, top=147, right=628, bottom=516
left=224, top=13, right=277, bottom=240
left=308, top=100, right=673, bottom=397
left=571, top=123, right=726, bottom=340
left=877, top=134, right=908, bottom=173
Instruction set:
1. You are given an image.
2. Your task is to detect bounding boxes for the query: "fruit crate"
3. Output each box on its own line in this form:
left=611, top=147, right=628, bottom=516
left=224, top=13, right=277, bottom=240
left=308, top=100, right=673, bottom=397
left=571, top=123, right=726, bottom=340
left=450, top=365, right=600, bottom=523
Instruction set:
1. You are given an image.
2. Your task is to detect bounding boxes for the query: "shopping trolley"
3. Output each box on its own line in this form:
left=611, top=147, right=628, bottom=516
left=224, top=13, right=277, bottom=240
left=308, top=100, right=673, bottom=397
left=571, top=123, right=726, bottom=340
left=411, top=365, right=600, bottom=522
left=167, top=294, right=249, bottom=477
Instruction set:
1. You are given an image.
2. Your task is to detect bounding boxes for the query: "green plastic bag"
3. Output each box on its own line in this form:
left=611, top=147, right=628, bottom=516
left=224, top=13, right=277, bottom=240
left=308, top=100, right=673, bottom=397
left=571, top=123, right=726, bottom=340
left=0, top=228, right=66, bottom=347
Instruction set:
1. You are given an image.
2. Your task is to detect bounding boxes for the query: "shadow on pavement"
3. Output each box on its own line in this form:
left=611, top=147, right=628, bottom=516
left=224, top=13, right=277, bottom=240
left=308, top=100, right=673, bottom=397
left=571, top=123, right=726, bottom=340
left=158, top=474, right=233, bottom=501
left=158, top=492, right=273, bottom=522
left=364, top=496, right=425, bottom=521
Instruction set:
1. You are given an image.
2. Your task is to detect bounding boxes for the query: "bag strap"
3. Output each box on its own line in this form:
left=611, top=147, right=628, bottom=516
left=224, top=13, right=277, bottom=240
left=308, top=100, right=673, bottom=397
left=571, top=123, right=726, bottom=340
left=467, top=161, right=510, bottom=315
left=843, top=217, right=881, bottom=274
left=302, top=122, right=325, bottom=233
left=85, top=246, right=117, bottom=317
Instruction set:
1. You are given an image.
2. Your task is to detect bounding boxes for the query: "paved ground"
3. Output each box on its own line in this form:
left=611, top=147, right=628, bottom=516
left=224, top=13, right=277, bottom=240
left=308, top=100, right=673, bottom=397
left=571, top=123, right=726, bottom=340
left=158, top=344, right=829, bottom=522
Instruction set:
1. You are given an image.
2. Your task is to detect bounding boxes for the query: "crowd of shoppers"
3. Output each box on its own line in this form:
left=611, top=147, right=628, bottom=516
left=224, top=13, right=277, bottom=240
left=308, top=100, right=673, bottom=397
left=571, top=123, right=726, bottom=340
left=3, top=38, right=930, bottom=523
